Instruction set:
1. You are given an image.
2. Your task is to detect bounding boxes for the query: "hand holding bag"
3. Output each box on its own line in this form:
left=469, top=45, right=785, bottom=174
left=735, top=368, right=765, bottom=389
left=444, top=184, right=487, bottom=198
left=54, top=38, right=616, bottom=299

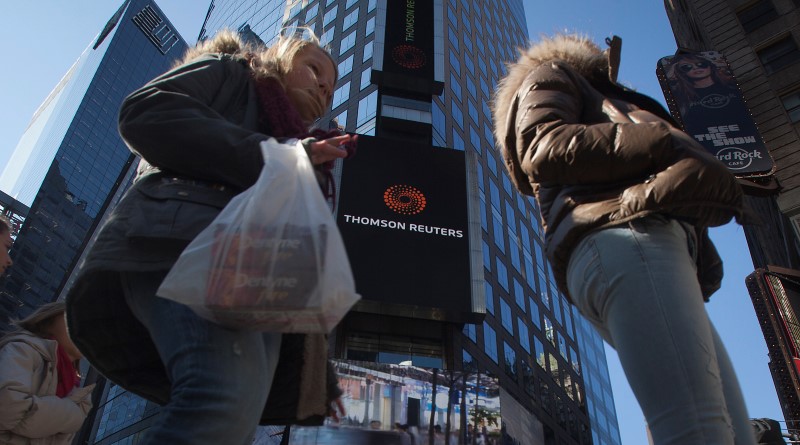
left=156, top=138, right=360, bottom=332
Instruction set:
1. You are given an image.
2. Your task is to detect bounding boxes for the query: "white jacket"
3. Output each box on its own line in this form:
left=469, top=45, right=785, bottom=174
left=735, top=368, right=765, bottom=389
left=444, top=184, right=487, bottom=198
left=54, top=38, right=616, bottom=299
left=0, top=331, right=94, bottom=445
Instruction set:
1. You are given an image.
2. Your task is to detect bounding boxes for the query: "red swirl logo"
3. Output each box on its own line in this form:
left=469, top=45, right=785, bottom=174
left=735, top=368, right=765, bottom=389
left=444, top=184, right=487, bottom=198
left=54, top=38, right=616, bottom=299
left=384, top=185, right=426, bottom=215
left=391, top=45, right=426, bottom=69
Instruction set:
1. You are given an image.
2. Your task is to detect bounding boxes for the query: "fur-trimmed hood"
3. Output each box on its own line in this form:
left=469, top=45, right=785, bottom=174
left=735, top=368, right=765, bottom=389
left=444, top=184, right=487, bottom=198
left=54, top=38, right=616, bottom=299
left=493, top=34, right=621, bottom=152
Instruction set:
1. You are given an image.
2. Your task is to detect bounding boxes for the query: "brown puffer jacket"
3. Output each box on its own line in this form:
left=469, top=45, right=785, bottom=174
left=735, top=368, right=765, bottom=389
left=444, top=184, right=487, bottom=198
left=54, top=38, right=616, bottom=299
left=492, top=35, right=749, bottom=301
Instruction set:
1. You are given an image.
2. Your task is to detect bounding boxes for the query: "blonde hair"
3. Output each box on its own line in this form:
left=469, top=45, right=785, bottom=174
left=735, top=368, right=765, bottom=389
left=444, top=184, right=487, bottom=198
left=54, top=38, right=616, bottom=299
left=176, top=28, right=337, bottom=88
left=2, top=301, right=65, bottom=340
left=0, top=215, right=11, bottom=235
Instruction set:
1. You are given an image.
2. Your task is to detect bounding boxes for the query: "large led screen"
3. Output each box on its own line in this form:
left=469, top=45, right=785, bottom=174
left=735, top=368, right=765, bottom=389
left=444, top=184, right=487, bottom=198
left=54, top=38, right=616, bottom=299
left=335, top=135, right=473, bottom=322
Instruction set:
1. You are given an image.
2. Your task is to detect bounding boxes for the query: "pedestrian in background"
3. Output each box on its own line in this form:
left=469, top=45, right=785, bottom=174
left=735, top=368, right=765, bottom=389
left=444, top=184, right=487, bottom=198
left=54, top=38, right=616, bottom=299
left=0, top=301, right=94, bottom=444
left=65, top=28, right=349, bottom=445
left=492, top=33, right=755, bottom=445
left=0, top=216, right=13, bottom=275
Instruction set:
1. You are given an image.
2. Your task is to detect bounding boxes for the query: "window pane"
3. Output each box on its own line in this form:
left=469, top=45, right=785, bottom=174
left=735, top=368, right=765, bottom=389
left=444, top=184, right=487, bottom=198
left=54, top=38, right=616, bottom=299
left=331, top=81, right=350, bottom=110
left=782, top=91, right=800, bottom=123
left=483, top=322, right=498, bottom=363
left=737, top=0, right=778, bottom=33
left=323, top=5, right=338, bottom=27
left=360, top=67, right=372, bottom=90
left=338, top=55, right=354, bottom=79
left=758, top=36, right=800, bottom=74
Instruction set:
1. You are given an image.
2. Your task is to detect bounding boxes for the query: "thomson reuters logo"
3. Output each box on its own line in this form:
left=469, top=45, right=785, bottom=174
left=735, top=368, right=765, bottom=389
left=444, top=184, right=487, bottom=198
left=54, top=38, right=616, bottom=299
left=384, top=185, right=426, bottom=215
left=391, top=45, right=426, bottom=69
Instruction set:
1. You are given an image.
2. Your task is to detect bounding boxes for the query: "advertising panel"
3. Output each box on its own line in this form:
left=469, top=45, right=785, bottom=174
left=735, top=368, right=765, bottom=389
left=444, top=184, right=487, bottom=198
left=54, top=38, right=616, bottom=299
left=283, top=360, right=501, bottom=445
left=657, top=51, right=773, bottom=176
left=336, top=135, right=473, bottom=321
left=372, top=0, right=442, bottom=94
left=383, top=0, right=434, bottom=80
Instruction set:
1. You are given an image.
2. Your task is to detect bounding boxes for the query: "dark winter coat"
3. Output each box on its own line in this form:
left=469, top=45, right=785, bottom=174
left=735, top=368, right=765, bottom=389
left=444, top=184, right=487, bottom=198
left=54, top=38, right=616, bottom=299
left=65, top=52, right=340, bottom=425
left=492, top=36, right=749, bottom=301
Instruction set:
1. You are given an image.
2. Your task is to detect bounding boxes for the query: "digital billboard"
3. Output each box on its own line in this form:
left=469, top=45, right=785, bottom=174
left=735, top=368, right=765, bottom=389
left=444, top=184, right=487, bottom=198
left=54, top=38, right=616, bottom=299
left=372, top=0, right=443, bottom=95
left=335, top=135, right=474, bottom=322
left=282, top=360, right=502, bottom=445
left=657, top=51, right=773, bottom=176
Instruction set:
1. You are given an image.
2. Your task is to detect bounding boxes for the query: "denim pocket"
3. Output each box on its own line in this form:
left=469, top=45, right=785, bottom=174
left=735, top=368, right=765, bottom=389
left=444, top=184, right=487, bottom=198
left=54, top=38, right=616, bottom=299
left=567, top=237, right=608, bottom=322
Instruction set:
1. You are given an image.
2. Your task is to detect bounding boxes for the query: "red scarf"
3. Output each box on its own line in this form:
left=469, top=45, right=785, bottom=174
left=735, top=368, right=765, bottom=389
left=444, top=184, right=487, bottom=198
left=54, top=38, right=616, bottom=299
left=55, top=343, right=79, bottom=398
left=252, top=77, right=357, bottom=205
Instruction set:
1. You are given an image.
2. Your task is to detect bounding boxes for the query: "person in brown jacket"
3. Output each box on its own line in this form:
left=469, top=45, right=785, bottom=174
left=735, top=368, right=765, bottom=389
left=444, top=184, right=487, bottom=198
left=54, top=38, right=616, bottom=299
left=492, top=34, right=755, bottom=445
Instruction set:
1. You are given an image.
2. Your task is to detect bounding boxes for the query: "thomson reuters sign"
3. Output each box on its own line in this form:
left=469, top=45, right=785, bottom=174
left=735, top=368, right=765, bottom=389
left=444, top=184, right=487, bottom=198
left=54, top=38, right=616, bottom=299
left=372, top=0, right=441, bottom=95
left=384, top=184, right=426, bottom=215
left=335, top=135, right=472, bottom=321
left=392, top=44, right=426, bottom=70
left=342, top=184, right=464, bottom=238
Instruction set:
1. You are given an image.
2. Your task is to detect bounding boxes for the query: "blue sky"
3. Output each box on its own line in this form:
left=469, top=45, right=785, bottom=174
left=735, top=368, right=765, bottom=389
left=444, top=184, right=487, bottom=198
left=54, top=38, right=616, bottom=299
left=0, top=2, right=785, bottom=444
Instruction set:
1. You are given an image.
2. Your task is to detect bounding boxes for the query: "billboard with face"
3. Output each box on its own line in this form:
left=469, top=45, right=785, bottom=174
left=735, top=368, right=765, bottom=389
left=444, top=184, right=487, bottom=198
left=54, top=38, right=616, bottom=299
left=657, top=51, right=773, bottom=176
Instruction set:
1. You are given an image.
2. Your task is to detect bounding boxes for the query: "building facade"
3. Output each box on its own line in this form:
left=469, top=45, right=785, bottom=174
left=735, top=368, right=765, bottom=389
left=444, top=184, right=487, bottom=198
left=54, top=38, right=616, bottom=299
left=0, top=0, right=188, bottom=332
left=663, top=0, right=800, bottom=435
left=197, top=1, right=621, bottom=444
left=70, top=1, right=621, bottom=444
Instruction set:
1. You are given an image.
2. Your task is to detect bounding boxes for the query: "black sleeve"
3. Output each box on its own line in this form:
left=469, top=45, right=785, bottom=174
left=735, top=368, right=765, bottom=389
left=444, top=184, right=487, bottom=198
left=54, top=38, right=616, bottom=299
left=118, top=54, right=267, bottom=189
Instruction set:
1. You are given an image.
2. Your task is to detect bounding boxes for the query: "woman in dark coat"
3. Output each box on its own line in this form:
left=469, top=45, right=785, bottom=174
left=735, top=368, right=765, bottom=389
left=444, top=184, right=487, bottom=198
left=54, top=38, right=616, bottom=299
left=66, top=30, right=350, bottom=445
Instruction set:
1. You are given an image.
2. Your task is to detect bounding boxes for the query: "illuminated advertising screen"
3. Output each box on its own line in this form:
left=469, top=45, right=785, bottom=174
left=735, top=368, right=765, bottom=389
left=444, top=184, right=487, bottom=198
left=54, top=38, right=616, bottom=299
left=281, top=360, right=502, bottom=445
left=335, top=135, right=472, bottom=321
left=657, top=51, right=773, bottom=176
left=372, top=0, right=442, bottom=94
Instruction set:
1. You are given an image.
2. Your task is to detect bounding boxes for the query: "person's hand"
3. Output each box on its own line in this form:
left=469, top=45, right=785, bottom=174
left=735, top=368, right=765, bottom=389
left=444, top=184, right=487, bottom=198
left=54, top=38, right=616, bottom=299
left=328, top=397, right=346, bottom=422
left=308, top=134, right=353, bottom=165
left=67, top=383, right=97, bottom=414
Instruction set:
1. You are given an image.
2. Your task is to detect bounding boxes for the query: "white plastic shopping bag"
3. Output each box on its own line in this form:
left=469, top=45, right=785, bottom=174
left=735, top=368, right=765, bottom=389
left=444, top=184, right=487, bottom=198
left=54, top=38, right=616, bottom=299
left=156, top=138, right=360, bottom=333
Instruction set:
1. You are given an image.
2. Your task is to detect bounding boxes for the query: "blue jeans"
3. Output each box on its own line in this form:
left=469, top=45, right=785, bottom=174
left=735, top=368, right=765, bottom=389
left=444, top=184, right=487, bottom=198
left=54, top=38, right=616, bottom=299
left=566, top=216, right=755, bottom=445
left=121, top=271, right=281, bottom=445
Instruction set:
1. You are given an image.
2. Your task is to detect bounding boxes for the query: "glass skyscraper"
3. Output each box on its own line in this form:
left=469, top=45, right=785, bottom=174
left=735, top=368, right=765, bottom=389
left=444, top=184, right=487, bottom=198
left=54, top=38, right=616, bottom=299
left=67, top=1, right=621, bottom=444
left=197, top=1, right=621, bottom=444
left=0, top=0, right=188, bottom=332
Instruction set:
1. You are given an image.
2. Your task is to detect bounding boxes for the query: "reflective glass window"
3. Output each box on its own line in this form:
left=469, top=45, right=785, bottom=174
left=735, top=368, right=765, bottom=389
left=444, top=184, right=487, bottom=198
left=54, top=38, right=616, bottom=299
left=468, top=100, right=479, bottom=124
left=365, top=16, right=375, bottom=36
left=503, top=342, right=518, bottom=381
left=450, top=73, right=462, bottom=100
left=448, top=27, right=459, bottom=51
left=449, top=51, right=461, bottom=75
left=342, top=7, right=359, bottom=31
left=362, top=40, right=373, bottom=62
left=331, top=81, right=350, bottom=110
left=496, top=257, right=509, bottom=292
left=339, top=30, right=356, bottom=55
left=451, top=101, right=463, bottom=129
left=323, top=5, right=338, bottom=27
left=305, top=3, right=319, bottom=22
left=500, top=299, right=513, bottom=333
left=484, top=322, right=499, bottom=363
left=484, top=281, right=495, bottom=315
left=356, top=90, right=378, bottom=125
left=334, top=109, right=348, bottom=129
left=463, top=323, right=477, bottom=342
left=452, top=129, right=464, bottom=151
left=359, top=67, right=371, bottom=90
left=518, top=319, right=531, bottom=353
left=338, top=54, right=354, bottom=79
left=482, top=240, right=491, bottom=272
